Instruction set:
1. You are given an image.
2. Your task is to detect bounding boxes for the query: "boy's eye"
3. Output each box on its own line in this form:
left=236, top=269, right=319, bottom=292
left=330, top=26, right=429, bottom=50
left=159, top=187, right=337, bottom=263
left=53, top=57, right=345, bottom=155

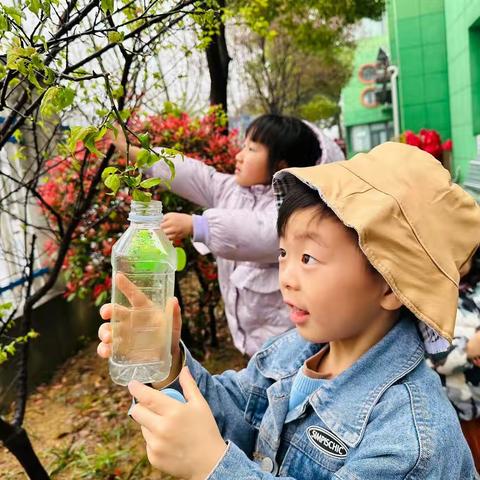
left=302, top=254, right=317, bottom=265
left=279, top=248, right=286, bottom=258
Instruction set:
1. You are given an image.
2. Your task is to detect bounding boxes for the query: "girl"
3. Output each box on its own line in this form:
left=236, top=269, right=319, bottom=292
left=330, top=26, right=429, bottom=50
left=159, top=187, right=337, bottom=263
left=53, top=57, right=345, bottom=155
left=111, top=114, right=344, bottom=355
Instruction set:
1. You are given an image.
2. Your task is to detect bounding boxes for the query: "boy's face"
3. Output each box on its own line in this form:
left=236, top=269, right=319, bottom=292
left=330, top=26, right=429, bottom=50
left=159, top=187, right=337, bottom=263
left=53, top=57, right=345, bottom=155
left=234, top=136, right=270, bottom=187
left=279, top=207, right=389, bottom=344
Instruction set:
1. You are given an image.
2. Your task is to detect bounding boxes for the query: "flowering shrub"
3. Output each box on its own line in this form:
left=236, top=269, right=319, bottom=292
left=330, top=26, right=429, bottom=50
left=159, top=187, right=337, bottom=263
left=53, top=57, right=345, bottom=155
left=401, top=128, right=452, bottom=160
left=39, top=106, right=239, bottom=307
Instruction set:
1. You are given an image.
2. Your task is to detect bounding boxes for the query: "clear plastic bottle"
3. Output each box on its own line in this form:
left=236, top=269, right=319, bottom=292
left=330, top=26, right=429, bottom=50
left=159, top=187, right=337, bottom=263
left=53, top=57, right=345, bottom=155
left=109, top=200, right=177, bottom=386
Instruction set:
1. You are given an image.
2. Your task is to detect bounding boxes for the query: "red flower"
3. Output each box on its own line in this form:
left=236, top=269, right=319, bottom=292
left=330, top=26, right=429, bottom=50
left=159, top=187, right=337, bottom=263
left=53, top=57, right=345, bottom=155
left=404, top=131, right=421, bottom=147
left=92, top=283, right=106, bottom=299
left=442, top=139, right=453, bottom=152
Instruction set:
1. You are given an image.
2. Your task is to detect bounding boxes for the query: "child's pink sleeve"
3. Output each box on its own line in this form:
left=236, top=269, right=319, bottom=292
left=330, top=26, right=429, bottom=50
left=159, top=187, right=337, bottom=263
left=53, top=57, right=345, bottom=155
left=147, top=151, right=232, bottom=209
left=199, top=207, right=279, bottom=263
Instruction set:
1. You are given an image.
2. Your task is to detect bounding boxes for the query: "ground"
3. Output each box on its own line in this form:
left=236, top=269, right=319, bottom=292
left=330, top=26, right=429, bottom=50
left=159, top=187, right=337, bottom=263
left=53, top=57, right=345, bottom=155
left=0, top=318, right=247, bottom=479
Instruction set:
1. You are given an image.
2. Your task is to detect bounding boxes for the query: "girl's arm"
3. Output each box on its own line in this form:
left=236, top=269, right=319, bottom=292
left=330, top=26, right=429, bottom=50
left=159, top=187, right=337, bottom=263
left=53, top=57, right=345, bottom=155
left=107, top=130, right=231, bottom=208
left=193, top=207, right=280, bottom=263
left=147, top=152, right=232, bottom=209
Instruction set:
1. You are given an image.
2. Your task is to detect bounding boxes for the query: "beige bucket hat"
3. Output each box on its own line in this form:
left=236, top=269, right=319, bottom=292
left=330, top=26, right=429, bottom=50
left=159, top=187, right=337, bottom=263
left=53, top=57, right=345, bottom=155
left=273, top=142, right=480, bottom=353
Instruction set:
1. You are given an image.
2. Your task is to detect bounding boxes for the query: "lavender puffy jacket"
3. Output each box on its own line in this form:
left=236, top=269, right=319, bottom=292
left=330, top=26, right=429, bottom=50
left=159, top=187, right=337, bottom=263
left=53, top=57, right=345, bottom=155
left=149, top=155, right=287, bottom=356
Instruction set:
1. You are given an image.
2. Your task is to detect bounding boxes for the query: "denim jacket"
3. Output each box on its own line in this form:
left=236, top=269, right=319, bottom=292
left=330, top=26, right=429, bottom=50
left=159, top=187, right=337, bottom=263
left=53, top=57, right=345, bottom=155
left=178, top=317, right=476, bottom=479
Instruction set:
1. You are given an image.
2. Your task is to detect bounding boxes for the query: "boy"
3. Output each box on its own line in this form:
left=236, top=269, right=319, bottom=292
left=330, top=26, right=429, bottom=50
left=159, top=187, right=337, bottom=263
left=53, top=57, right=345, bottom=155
left=98, top=142, right=480, bottom=478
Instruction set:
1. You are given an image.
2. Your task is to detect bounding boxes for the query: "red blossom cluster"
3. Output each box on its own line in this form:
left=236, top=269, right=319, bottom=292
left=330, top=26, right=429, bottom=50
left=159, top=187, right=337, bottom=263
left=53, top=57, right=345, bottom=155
left=38, top=107, right=239, bottom=305
left=128, top=107, right=238, bottom=173
left=403, top=129, right=452, bottom=160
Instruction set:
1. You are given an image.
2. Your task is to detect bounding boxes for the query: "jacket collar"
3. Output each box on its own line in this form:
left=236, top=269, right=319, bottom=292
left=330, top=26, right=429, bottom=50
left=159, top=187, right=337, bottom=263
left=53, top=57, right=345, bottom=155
left=255, top=317, right=425, bottom=448
left=310, top=317, right=424, bottom=447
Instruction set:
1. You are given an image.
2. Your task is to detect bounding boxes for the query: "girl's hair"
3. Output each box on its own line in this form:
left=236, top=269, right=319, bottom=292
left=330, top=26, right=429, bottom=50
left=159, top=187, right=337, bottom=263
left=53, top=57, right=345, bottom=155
left=246, top=114, right=322, bottom=178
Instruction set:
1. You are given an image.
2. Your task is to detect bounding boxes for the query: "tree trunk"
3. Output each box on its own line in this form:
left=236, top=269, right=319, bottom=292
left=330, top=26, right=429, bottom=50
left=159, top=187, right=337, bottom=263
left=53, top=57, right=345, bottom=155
left=0, top=419, right=50, bottom=479
left=205, top=0, right=230, bottom=113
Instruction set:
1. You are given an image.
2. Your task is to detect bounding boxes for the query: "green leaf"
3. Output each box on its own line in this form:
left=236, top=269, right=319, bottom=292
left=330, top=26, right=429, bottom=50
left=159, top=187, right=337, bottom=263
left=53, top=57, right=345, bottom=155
left=40, top=86, right=75, bottom=118
left=83, top=131, right=104, bottom=157
left=112, top=85, right=124, bottom=99
left=3, top=6, right=24, bottom=25
left=104, top=173, right=121, bottom=194
left=175, top=247, right=187, bottom=272
left=101, top=166, right=119, bottom=181
left=139, top=133, right=150, bottom=149
left=12, top=129, right=22, bottom=143
left=27, top=0, right=41, bottom=15
left=95, top=290, right=108, bottom=306
left=139, top=177, right=162, bottom=189
left=67, top=125, right=96, bottom=152
left=136, top=148, right=151, bottom=168
left=132, top=189, right=152, bottom=202
left=0, top=14, right=9, bottom=32
left=107, top=31, right=124, bottom=44
left=101, top=0, right=114, bottom=13
left=0, top=302, right=12, bottom=311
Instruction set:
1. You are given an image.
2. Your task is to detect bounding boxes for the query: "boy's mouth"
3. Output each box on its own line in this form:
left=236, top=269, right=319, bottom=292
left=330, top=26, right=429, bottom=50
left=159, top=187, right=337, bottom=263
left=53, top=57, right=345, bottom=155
left=285, top=302, right=310, bottom=325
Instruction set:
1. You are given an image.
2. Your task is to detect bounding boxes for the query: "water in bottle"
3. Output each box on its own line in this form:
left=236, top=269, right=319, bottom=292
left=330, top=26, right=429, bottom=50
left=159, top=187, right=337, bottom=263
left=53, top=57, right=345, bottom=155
left=109, top=200, right=177, bottom=386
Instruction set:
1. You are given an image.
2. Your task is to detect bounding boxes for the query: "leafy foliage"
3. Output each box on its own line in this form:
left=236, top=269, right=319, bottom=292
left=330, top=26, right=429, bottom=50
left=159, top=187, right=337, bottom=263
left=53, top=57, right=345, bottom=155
left=38, top=106, right=238, bottom=308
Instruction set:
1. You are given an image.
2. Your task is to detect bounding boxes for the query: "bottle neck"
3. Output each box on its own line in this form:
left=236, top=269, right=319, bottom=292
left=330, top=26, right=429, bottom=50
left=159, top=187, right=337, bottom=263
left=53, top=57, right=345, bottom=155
left=128, top=214, right=163, bottom=224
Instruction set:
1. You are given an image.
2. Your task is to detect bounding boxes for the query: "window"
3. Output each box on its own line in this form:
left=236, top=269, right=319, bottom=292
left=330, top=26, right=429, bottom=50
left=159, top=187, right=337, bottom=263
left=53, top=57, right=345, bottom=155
left=358, top=64, right=376, bottom=83
left=349, top=122, right=393, bottom=153
left=361, top=87, right=378, bottom=108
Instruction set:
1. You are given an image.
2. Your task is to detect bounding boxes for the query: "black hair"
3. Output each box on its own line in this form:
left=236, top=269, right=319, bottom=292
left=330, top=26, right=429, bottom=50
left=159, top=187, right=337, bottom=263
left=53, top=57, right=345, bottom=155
left=246, top=114, right=322, bottom=179
left=460, top=249, right=480, bottom=290
left=277, top=178, right=335, bottom=237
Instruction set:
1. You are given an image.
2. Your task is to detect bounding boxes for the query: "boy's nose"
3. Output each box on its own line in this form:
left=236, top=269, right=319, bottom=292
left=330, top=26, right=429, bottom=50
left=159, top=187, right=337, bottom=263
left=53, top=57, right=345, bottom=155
left=279, top=264, right=300, bottom=291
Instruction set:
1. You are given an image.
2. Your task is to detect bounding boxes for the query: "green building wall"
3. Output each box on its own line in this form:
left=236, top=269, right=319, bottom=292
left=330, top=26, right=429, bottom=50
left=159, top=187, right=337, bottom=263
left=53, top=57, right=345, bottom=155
left=342, top=34, right=392, bottom=155
left=387, top=0, right=451, bottom=142
left=444, top=0, right=480, bottom=181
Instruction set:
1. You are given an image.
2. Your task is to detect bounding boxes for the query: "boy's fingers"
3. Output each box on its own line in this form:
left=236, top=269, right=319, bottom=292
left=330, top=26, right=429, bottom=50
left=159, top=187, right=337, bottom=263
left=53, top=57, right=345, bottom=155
left=97, top=342, right=111, bottom=358
left=178, top=367, right=203, bottom=404
left=99, top=303, right=113, bottom=319
left=98, top=322, right=112, bottom=342
left=128, top=380, right=180, bottom=415
left=129, top=403, right=165, bottom=434
left=116, top=272, right=151, bottom=308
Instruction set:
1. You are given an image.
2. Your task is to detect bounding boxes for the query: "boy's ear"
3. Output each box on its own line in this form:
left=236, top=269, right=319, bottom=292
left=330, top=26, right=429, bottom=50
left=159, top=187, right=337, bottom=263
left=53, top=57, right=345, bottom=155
left=380, top=284, right=403, bottom=311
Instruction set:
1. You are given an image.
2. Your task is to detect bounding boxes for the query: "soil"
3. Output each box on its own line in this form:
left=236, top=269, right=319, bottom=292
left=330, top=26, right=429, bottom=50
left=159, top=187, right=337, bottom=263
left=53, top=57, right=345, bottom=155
left=0, top=319, right=247, bottom=479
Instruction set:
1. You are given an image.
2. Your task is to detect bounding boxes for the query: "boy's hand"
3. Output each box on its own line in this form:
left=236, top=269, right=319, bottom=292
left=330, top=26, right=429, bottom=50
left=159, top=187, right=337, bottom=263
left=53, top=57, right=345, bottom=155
left=128, top=368, right=227, bottom=480
left=97, top=273, right=183, bottom=381
left=161, top=213, right=193, bottom=242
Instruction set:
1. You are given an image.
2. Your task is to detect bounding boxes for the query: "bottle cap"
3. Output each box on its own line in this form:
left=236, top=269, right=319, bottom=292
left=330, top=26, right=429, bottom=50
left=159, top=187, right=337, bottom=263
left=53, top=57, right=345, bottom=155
left=162, top=388, right=186, bottom=403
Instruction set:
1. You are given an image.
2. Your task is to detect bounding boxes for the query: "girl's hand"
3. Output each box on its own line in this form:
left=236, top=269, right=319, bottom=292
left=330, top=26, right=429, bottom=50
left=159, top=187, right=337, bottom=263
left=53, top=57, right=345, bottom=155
left=97, top=273, right=183, bottom=381
left=128, top=368, right=227, bottom=480
left=161, top=213, right=193, bottom=242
